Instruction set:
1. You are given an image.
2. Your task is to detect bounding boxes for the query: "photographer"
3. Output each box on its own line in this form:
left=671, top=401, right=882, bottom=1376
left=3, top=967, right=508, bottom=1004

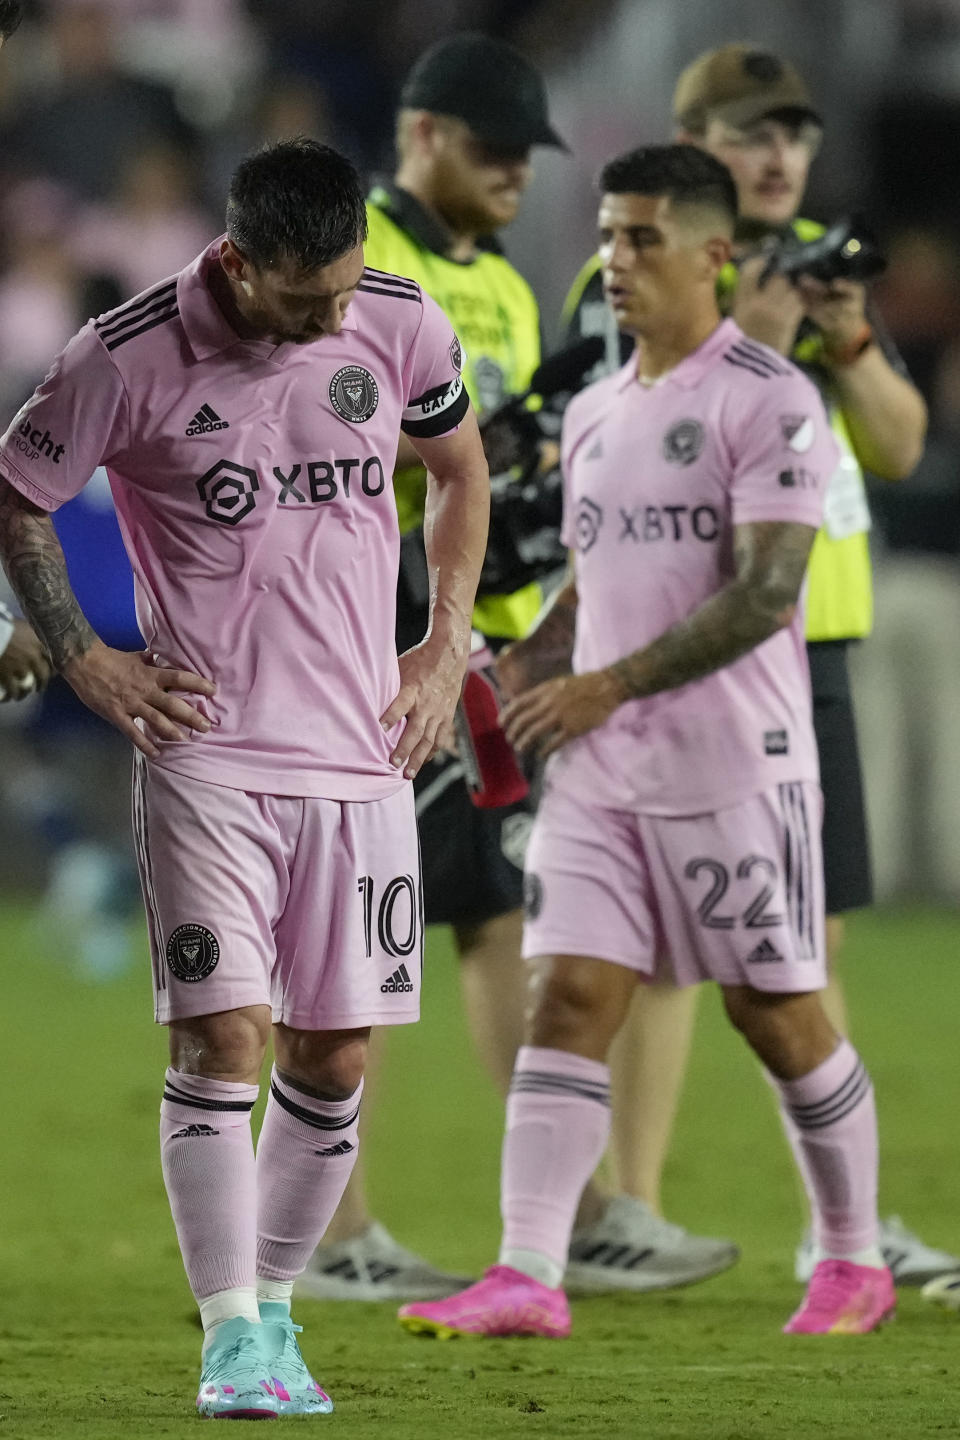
left=558, top=45, right=950, bottom=1295
left=297, top=34, right=571, bottom=1304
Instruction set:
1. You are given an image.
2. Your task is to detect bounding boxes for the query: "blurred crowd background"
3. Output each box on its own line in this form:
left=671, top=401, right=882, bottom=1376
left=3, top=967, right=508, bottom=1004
left=0, top=0, right=958, bottom=975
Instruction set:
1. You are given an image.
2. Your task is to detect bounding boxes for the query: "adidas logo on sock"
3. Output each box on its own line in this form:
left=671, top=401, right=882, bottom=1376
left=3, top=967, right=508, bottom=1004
left=186, top=403, right=229, bottom=436
left=314, top=1140, right=355, bottom=1157
left=745, top=938, right=784, bottom=964
left=380, top=962, right=414, bottom=993
left=170, top=1123, right=220, bottom=1138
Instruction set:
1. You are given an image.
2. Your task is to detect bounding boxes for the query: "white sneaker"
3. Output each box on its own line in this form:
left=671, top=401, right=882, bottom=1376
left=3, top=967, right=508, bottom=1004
left=921, top=1271, right=960, bottom=1311
left=294, top=1222, right=474, bottom=1302
left=795, top=1215, right=960, bottom=1287
left=563, top=1196, right=740, bottom=1295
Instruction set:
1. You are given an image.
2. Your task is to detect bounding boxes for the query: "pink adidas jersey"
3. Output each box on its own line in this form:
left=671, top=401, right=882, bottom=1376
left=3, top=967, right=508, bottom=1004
left=0, top=242, right=469, bottom=800
left=555, top=318, right=839, bottom=816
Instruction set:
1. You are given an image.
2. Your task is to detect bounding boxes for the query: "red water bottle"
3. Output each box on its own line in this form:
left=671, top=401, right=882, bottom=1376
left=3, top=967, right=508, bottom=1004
left=454, top=634, right=529, bottom=809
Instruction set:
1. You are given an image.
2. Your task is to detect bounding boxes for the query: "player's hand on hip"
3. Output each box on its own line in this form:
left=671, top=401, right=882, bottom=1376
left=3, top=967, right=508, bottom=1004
left=60, top=641, right=216, bottom=758
left=501, top=670, right=622, bottom=758
left=0, top=619, right=53, bottom=702
left=381, top=638, right=468, bottom=779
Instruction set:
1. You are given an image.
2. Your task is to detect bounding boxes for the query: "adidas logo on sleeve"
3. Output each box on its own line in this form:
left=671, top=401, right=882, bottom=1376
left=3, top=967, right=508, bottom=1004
left=186, top=403, right=229, bottom=436
left=380, top=963, right=414, bottom=994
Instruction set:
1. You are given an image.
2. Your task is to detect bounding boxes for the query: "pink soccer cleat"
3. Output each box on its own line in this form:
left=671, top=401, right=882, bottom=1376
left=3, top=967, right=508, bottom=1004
left=783, top=1259, right=896, bottom=1334
left=398, top=1265, right=571, bottom=1339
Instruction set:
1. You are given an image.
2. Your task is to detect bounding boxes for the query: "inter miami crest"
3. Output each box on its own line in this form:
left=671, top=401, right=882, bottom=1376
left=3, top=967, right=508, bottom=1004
left=165, top=923, right=220, bottom=982
left=663, top=419, right=705, bottom=466
left=329, top=365, right=379, bottom=424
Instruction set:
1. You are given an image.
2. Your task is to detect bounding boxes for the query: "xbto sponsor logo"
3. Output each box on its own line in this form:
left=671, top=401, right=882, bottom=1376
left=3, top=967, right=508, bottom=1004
left=618, top=504, right=719, bottom=544
left=273, top=456, right=386, bottom=506
left=195, top=456, right=388, bottom=524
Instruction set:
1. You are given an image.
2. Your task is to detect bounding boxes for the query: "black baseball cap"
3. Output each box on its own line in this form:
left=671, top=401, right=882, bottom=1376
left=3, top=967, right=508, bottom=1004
left=400, top=33, right=568, bottom=152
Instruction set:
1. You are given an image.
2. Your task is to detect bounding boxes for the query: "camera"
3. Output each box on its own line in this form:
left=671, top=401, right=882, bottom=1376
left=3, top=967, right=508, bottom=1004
left=759, top=217, right=887, bottom=287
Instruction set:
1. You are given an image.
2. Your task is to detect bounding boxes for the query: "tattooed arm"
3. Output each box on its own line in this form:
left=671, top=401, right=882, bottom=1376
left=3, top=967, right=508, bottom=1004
left=501, top=520, right=816, bottom=756
left=0, top=478, right=216, bottom=757
left=495, top=564, right=579, bottom=700
left=0, top=479, right=98, bottom=669
left=608, top=520, right=815, bottom=700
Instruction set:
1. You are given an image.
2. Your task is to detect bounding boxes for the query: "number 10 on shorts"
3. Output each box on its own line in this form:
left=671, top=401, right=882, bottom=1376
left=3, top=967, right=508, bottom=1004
left=357, top=873, right=423, bottom=962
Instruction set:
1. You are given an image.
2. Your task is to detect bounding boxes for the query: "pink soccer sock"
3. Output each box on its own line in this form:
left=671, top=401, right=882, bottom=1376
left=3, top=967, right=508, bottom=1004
left=772, top=1038, right=880, bottom=1256
left=256, top=1068, right=363, bottom=1282
left=500, top=1045, right=612, bottom=1274
left=160, top=1068, right=260, bottom=1299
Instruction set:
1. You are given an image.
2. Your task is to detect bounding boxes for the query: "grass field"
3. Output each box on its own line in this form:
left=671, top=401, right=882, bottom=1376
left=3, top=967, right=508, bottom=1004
left=2, top=901, right=960, bottom=1439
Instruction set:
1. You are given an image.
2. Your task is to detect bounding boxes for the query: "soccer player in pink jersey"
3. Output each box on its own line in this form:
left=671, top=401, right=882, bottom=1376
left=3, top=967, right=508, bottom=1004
left=0, top=139, right=489, bottom=1416
left=398, top=145, right=895, bottom=1342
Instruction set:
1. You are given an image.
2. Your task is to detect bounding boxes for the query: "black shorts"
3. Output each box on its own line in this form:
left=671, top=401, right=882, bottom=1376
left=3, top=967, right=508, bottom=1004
left=413, top=751, right=533, bottom=927
left=807, top=640, right=873, bottom=915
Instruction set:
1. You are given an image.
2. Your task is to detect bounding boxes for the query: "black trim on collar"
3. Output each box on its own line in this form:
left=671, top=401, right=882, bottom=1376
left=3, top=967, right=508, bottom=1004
left=367, top=177, right=504, bottom=261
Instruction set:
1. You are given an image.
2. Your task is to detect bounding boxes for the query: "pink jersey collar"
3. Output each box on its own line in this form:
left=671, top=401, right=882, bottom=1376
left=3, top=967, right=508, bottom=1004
left=615, top=317, right=741, bottom=393
left=177, top=238, right=359, bottom=361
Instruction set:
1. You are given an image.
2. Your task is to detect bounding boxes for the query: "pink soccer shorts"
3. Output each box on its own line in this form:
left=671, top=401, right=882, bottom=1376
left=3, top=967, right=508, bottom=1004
left=522, top=775, right=825, bottom=991
left=132, top=756, right=422, bottom=1029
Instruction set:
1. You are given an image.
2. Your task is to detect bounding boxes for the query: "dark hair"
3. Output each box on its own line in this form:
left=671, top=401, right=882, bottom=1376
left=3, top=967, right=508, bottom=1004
left=600, top=144, right=737, bottom=226
left=226, top=137, right=367, bottom=273
left=0, top=1, right=22, bottom=40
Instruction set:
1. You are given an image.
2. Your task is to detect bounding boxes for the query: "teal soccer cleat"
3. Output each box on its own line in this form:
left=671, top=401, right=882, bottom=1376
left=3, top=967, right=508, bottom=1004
left=195, top=1316, right=285, bottom=1420
left=259, top=1301, right=334, bottom=1416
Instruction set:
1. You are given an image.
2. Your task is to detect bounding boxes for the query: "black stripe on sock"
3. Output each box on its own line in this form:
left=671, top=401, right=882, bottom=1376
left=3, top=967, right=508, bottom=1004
left=269, top=1080, right=361, bottom=1132
left=790, top=1074, right=871, bottom=1130
left=789, top=1064, right=871, bottom=1130
left=163, top=1080, right=255, bottom=1113
left=791, top=1060, right=865, bottom=1117
left=511, top=1072, right=610, bottom=1106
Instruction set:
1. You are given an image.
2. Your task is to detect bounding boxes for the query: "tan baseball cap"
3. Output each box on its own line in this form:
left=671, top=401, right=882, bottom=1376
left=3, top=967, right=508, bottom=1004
left=673, top=44, right=821, bottom=133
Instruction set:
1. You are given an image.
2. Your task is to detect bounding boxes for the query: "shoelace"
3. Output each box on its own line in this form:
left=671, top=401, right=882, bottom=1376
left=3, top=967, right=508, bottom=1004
left=204, top=1333, right=266, bottom=1381
left=264, top=1318, right=308, bottom=1377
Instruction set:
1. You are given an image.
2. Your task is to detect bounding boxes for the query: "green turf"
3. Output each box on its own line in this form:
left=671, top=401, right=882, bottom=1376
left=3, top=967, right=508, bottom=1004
left=2, top=903, right=960, bottom=1438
